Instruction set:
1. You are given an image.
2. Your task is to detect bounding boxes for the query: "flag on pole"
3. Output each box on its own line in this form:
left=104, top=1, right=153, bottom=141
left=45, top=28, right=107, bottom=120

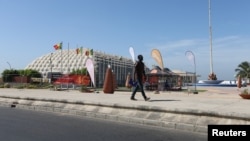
left=90, top=49, right=93, bottom=56
left=76, top=48, right=80, bottom=54
left=80, top=47, right=83, bottom=55
left=85, top=49, right=89, bottom=56
left=53, top=42, right=62, bottom=50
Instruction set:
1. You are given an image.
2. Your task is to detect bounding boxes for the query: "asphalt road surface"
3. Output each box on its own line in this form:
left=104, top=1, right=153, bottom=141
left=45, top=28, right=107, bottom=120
left=0, top=106, right=206, bottom=141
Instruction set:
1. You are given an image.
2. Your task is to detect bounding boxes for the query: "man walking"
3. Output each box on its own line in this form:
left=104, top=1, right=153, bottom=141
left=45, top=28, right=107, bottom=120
left=130, top=55, right=150, bottom=101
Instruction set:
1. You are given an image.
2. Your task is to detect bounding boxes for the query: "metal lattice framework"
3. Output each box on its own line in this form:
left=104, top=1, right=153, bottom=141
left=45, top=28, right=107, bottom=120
left=25, top=49, right=134, bottom=87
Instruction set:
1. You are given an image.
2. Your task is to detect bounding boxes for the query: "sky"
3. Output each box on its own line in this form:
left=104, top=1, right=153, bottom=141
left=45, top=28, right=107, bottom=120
left=0, top=0, right=250, bottom=81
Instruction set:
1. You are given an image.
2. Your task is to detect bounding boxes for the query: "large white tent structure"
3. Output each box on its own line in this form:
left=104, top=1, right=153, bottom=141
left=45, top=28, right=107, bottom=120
left=25, top=48, right=134, bottom=87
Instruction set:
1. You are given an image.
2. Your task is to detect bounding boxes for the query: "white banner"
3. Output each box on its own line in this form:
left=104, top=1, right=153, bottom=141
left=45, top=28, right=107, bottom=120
left=129, top=46, right=135, bottom=63
left=85, top=58, right=95, bottom=87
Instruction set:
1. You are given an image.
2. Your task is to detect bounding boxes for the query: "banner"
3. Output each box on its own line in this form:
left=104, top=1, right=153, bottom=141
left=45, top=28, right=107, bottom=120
left=185, top=50, right=195, bottom=66
left=85, top=59, right=95, bottom=87
left=129, top=47, right=135, bottom=63
left=151, top=49, right=164, bottom=70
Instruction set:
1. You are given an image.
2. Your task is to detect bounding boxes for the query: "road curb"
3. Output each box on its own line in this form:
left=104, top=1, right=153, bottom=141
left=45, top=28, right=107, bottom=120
left=1, top=96, right=250, bottom=134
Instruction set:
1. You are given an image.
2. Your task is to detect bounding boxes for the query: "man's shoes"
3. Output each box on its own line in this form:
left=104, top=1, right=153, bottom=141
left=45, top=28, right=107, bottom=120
left=145, top=97, right=150, bottom=101
left=130, top=98, right=137, bottom=101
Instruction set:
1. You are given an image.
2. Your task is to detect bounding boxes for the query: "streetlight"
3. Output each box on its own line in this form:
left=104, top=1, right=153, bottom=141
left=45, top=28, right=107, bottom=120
left=6, top=61, right=11, bottom=70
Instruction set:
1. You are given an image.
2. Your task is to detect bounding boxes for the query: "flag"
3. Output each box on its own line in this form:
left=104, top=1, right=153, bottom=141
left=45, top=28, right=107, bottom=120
left=129, top=47, right=135, bottom=63
left=85, top=49, right=89, bottom=56
left=53, top=42, right=62, bottom=50
left=185, top=50, right=195, bottom=66
left=85, top=58, right=95, bottom=87
left=151, top=49, right=164, bottom=70
left=76, top=48, right=80, bottom=54
left=80, top=47, right=83, bottom=55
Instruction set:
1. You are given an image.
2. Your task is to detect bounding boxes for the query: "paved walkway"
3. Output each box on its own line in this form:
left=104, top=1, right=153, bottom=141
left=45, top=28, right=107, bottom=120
left=0, top=86, right=250, bottom=134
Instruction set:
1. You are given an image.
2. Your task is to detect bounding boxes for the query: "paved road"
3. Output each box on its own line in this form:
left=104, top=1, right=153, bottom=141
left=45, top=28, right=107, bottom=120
left=0, top=86, right=250, bottom=134
left=0, top=106, right=206, bottom=141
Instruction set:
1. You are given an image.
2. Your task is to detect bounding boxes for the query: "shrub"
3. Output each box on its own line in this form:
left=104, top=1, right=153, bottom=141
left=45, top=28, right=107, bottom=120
left=241, top=89, right=249, bottom=95
left=4, top=83, right=10, bottom=88
left=26, top=84, right=38, bottom=89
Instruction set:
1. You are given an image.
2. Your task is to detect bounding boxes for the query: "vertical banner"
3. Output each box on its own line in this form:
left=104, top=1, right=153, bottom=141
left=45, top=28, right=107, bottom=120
left=185, top=50, right=198, bottom=94
left=185, top=50, right=195, bottom=66
left=151, top=49, right=164, bottom=70
left=85, top=58, right=95, bottom=87
left=129, top=46, right=135, bottom=63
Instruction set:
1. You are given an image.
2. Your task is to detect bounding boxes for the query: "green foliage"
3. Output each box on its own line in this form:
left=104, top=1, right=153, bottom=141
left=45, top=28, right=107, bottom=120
left=4, top=83, right=10, bottom=88
left=71, top=68, right=88, bottom=75
left=2, top=69, right=19, bottom=82
left=80, top=85, right=87, bottom=92
left=18, top=69, right=42, bottom=77
left=79, top=85, right=93, bottom=92
left=26, top=84, right=39, bottom=89
left=241, top=89, right=249, bottom=95
left=16, top=85, right=25, bottom=89
left=235, top=61, right=250, bottom=79
left=1, top=69, right=41, bottom=82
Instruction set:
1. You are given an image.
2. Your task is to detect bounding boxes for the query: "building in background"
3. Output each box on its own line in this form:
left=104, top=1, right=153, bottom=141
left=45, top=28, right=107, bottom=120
left=25, top=48, right=197, bottom=89
left=25, top=48, right=134, bottom=87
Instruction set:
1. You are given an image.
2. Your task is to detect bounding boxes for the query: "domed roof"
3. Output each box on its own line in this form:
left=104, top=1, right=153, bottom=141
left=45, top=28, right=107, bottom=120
left=25, top=48, right=92, bottom=77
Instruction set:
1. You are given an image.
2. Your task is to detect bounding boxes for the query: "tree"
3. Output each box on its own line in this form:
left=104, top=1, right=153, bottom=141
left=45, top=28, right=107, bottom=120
left=1, top=69, right=42, bottom=82
left=2, top=69, right=19, bottom=82
left=71, top=68, right=88, bottom=75
left=19, top=69, right=42, bottom=77
left=235, top=61, right=250, bottom=82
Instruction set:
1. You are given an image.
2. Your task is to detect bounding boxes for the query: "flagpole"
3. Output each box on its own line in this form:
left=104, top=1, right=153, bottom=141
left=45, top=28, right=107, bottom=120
left=76, top=45, right=78, bottom=74
left=91, top=49, right=96, bottom=89
left=68, top=42, right=69, bottom=74
left=66, top=42, right=69, bottom=90
left=60, top=42, right=63, bottom=90
left=81, top=46, right=83, bottom=74
left=50, top=53, right=53, bottom=84
left=61, top=42, right=63, bottom=74
left=208, top=0, right=213, bottom=75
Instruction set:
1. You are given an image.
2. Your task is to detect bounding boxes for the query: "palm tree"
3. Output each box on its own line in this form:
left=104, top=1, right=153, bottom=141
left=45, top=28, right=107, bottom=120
left=235, top=61, right=250, bottom=82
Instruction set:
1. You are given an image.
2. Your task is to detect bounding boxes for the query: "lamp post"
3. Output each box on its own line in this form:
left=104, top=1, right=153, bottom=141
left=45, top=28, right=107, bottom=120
left=6, top=62, right=11, bottom=70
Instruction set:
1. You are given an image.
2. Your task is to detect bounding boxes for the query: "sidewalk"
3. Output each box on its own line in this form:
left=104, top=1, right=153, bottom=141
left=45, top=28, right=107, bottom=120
left=0, top=86, right=250, bottom=134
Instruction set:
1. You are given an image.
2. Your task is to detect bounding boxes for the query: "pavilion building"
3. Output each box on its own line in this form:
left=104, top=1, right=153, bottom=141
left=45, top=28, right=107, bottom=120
left=25, top=48, right=134, bottom=87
